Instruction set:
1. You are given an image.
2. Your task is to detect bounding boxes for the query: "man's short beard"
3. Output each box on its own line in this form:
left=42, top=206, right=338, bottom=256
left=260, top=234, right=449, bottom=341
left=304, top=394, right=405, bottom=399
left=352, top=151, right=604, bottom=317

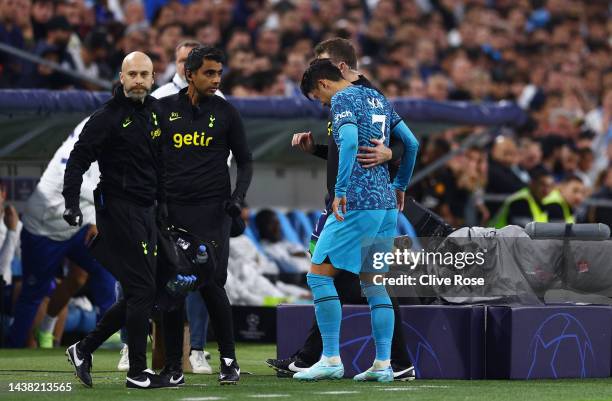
left=125, top=88, right=150, bottom=102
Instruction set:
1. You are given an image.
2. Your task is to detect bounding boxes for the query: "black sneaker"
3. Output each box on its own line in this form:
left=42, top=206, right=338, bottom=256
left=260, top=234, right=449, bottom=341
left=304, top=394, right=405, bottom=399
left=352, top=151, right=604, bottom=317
left=66, top=342, right=93, bottom=388
left=159, top=365, right=185, bottom=386
left=391, top=362, right=416, bottom=381
left=126, top=369, right=178, bottom=389
left=219, top=357, right=240, bottom=385
left=265, top=356, right=310, bottom=378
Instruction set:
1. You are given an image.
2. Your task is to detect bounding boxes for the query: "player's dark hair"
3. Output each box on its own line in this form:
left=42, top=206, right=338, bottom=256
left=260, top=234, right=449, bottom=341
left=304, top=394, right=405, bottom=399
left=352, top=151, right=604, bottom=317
left=314, top=37, right=357, bottom=69
left=300, top=58, right=344, bottom=100
left=185, top=46, right=225, bottom=82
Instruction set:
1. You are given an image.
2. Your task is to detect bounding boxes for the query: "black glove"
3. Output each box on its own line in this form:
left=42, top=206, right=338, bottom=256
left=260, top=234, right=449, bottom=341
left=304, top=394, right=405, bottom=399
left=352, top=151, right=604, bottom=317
left=223, top=197, right=242, bottom=218
left=63, top=207, right=83, bottom=227
left=230, top=215, right=246, bottom=237
left=157, top=202, right=168, bottom=227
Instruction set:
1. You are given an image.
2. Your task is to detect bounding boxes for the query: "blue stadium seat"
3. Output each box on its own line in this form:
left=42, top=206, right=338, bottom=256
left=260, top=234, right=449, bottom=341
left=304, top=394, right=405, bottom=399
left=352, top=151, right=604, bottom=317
left=275, top=211, right=303, bottom=245
left=244, top=226, right=265, bottom=254
left=287, top=210, right=314, bottom=247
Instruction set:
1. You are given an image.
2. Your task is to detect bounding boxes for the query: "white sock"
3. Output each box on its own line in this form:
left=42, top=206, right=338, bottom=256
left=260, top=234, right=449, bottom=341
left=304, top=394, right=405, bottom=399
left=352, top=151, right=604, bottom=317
left=39, top=314, right=58, bottom=333
left=373, top=359, right=391, bottom=369
left=321, top=355, right=341, bottom=366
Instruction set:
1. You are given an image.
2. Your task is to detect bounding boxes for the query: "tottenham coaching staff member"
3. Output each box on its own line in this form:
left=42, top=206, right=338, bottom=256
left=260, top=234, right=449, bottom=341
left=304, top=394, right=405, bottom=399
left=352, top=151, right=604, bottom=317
left=156, top=46, right=252, bottom=385
left=62, top=51, right=172, bottom=389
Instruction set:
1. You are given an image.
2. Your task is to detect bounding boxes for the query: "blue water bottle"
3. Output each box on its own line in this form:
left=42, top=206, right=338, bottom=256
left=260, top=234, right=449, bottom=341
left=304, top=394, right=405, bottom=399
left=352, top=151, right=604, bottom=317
left=195, top=245, right=208, bottom=264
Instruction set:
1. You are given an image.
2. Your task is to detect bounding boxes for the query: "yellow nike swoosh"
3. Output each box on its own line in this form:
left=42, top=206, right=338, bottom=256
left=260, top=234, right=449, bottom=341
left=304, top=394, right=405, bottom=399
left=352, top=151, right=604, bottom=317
left=169, top=116, right=181, bottom=121
left=122, top=121, right=132, bottom=127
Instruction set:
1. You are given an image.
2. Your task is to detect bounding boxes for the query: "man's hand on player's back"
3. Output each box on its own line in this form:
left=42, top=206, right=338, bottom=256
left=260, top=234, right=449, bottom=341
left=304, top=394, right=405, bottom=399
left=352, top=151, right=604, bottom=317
left=357, top=138, right=392, bottom=168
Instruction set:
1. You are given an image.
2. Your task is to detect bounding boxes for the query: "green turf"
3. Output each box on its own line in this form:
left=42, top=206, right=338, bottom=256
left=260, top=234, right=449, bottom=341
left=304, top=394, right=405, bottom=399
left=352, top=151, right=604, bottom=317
left=1, top=344, right=612, bottom=401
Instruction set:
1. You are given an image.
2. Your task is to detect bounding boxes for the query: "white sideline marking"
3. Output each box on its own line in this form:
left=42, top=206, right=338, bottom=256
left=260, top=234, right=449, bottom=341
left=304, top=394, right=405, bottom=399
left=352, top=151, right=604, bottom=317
left=182, top=397, right=225, bottom=401
left=416, top=385, right=450, bottom=388
left=314, top=391, right=361, bottom=395
left=248, top=395, right=289, bottom=398
left=379, top=387, right=420, bottom=391
left=375, top=385, right=450, bottom=389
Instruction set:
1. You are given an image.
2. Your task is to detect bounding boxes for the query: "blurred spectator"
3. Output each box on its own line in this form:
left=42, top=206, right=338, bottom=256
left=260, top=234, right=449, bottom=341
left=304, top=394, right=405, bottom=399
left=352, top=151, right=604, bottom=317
left=30, top=0, right=53, bottom=43
left=444, top=146, right=489, bottom=227
left=486, top=136, right=526, bottom=215
left=227, top=46, right=256, bottom=76
left=282, top=50, right=307, bottom=96
left=492, top=166, right=554, bottom=228
left=0, top=182, right=21, bottom=287
left=255, top=28, right=280, bottom=60
left=448, top=56, right=473, bottom=100
left=194, top=22, right=221, bottom=47
left=576, top=147, right=594, bottom=188
left=20, top=16, right=76, bottom=88
left=255, top=209, right=310, bottom=274
left=540, top=135, right=566, bottom=177
left=226, top=205, right=309, bottom=305
left=380, top=79, right=406, bottom=99
left=410, top=136, right=452, bottom=218
left=543, top=174, right=587, bottom=224
left=70, top=29, right=113, bottom=88
left=0, top=0, right=25, bottom=86
left=406, top=76, right=426, bottom=99
left=517, top=137, right=542, bottom=173
left=226, top=27, right=252, bottom=53
left=14, top=0, right=32, bottom=47
left=559, top=142, right=579, bottom=180
left=585, top=89, right=612, bottom=180
left=426, top=74, right=449, bottom=102
left=581, top=165, right=612, bottom=228
left=416, top=39, right=440, bottom=80
left=156, top=22, right=184, bottom=82
left=123, top=0, right=148, bottom=31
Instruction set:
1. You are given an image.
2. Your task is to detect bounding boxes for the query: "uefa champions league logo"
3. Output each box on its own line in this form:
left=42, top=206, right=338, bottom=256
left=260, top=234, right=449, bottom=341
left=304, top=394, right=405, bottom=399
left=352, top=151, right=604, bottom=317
left=526, top=313, right=595, bottom=379
left=339, top=312, right=442, bottom=378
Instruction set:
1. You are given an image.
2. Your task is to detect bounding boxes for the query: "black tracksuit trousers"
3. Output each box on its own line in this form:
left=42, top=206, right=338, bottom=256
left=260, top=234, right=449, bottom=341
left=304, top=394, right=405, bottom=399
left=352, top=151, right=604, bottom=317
left=79, top=198, right=157, bottom=376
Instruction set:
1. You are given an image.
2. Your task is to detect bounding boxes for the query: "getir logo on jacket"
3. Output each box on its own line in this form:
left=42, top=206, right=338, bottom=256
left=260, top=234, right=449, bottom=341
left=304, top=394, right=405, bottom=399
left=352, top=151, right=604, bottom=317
left=173, top=132, right=214, bottom=148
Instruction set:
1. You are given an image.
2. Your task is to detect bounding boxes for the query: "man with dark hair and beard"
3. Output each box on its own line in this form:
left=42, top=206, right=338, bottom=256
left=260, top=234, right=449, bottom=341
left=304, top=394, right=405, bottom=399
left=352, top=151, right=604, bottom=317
left=155, top=46, right=253, bottom=385
left=62, top=51, right=173, bottom=389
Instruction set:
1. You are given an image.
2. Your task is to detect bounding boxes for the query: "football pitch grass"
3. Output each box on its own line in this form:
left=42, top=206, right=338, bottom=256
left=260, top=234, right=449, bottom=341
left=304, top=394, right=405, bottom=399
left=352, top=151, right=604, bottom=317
left=1, top=344, right=612, bottom=401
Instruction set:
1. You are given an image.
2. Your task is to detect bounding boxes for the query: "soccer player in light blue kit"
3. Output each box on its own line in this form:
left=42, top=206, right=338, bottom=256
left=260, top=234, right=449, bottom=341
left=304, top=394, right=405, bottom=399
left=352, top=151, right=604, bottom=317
left=295, top=59, right=419, bottom=382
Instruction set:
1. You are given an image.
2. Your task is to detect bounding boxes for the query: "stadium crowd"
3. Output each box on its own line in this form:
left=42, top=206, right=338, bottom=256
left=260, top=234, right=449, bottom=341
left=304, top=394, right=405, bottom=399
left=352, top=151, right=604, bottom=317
left=0, top=0, right=611, bottom=350
left=1, top=0, right=611, bottom=225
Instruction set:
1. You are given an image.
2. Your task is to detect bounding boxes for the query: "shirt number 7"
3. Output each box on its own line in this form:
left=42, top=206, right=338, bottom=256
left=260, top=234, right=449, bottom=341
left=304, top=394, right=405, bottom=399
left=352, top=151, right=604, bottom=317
left=372, top=114, right=386, bottom=141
